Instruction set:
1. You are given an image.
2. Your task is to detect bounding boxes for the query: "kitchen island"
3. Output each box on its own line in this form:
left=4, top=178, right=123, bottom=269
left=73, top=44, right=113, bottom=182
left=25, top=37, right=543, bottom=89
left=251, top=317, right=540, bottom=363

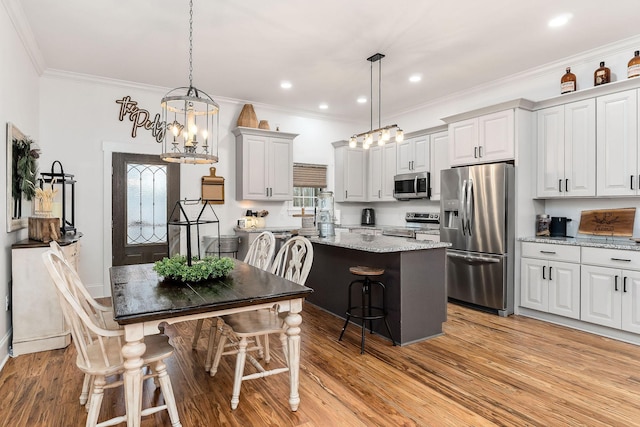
left=306, top=233, right=450, bottom=345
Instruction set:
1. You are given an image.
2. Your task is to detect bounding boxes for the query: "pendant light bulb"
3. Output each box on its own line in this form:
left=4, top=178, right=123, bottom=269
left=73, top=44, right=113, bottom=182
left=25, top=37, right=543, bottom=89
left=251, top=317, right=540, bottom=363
left=395, top=129, right=404, bottom=143
left=349, top=136, right=357, bottom=148
left=378, top=132, right=384, bottom=146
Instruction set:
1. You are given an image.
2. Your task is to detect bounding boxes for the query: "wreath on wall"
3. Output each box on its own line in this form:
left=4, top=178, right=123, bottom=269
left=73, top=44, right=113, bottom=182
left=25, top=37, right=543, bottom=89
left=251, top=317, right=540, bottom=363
left=12, top=137, right=40, bottom=201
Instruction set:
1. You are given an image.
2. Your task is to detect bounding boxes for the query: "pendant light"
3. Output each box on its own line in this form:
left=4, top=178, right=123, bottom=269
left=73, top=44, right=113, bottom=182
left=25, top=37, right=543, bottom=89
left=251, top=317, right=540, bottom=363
left=160, top=0, right=219, bottom=164
left=348, top=53, right=403, bottom=149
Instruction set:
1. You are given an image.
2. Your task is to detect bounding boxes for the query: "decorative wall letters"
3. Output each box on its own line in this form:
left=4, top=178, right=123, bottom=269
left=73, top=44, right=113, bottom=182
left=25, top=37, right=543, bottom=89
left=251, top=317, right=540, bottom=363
left=115, top=96, right=166, bottom=142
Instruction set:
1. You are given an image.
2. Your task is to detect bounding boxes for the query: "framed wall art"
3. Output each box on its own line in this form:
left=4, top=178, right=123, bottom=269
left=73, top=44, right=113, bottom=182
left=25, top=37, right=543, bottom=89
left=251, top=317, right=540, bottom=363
left=6, top=122, right=39, bottom=232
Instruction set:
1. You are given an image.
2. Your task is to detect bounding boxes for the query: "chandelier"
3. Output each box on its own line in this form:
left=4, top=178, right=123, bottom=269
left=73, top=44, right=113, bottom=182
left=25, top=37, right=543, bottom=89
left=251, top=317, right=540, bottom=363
left=160, top=0, right=219, bottom=164
left=349, top=53, right=403, bottom=149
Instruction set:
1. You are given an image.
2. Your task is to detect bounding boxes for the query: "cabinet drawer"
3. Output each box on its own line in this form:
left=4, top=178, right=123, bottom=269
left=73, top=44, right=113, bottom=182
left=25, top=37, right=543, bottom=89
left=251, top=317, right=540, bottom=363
left=521, top=242, right=580, bottom=263
left=582, top=247, right=640, bottom=270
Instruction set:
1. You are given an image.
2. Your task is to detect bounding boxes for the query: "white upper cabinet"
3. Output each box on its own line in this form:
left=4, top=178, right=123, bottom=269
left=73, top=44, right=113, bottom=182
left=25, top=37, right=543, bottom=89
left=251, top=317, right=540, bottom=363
left=429, top=131, right=449, bottom=201
left=596, top=89, right=639, bottom=196
left=334, top=141, right=366, bottom=202
left=536, top=99, right=596, bottom=197
left=449, top=109, right=515, bottom=166
left=396, top=135, right=429, bottom=173
left=368, top=143, right=397, bottom=201
left=234, top=127, right=297, bottom=201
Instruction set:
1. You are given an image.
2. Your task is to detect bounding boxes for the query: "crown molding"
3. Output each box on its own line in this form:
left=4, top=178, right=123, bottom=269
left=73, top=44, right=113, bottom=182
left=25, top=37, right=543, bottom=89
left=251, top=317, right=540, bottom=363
left=2, top=0, right=46, bottom=74
left=390, top=34, right=640, bottom=121
left=42, top=68, right=358, bottom=125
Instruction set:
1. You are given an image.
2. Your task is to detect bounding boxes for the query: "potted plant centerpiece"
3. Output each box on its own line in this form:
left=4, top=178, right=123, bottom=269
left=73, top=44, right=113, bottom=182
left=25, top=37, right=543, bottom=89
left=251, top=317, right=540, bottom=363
left=153, top=254, right=235, bottom=283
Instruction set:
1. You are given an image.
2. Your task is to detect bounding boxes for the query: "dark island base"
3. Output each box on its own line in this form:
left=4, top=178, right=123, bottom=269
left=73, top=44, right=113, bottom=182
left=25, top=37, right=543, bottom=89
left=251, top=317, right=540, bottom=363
left=305, top=243, right=447, bottom=346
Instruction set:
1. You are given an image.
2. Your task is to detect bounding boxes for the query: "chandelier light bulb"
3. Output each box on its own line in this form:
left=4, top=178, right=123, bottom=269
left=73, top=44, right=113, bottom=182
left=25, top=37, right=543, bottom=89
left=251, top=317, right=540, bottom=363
left=349, top=136, right=357, bottom=148
left=383, top=129, right=391, bottom=141
left=395, top=129, right=404, bottom=143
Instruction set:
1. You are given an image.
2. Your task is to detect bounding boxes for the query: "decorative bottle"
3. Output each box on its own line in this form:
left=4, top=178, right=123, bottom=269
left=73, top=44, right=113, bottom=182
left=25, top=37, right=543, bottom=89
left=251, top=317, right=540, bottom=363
left=560, top=67, right=576, bottom=94
left=628, top=51, right=640, bottom=79
left=594, top=61, right=610, bottom=86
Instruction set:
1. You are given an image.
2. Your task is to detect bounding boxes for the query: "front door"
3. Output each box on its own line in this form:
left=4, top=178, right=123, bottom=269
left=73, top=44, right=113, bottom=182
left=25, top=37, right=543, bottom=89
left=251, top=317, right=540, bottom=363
left=112, top=153, right=180, bottom=265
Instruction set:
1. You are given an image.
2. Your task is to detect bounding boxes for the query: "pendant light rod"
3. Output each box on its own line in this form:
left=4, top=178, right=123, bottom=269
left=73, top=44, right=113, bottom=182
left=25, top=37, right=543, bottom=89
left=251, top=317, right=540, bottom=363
left=348, top=53, right=403, bottom=148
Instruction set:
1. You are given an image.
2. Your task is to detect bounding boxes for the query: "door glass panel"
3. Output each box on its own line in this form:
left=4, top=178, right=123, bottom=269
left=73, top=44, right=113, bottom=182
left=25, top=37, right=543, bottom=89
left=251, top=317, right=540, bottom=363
left=127, top=163, right=167, bottom=245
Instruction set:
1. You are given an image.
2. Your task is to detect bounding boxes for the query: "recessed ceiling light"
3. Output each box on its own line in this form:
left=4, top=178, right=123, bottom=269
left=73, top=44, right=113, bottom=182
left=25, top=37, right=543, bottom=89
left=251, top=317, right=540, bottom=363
left=409, top=74, right=422, bottom=83
left=280, top=81, right=292, bottom=89
left=548, top=13, right=573, bottom=27
left=319, top=103, right=328, bottom=110
left=357, top=96, right=367, bottom=104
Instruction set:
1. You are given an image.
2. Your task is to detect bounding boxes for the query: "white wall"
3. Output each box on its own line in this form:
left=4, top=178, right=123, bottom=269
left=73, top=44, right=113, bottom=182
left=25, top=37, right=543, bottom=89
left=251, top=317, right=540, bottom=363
left=0, top=1, right=41, bottom=366
left=38, top=73, right=357, bottom=296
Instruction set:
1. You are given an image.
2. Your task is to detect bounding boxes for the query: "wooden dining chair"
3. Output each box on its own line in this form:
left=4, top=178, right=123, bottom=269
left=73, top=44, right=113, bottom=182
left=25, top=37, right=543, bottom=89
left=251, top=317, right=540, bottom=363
left=51, top=240, right=125, bottom=406
left=208, top=236, right=313, bottom=410
left=193, top=231, right=277, bottom=367
left=42, top=250, right=182, bottom=427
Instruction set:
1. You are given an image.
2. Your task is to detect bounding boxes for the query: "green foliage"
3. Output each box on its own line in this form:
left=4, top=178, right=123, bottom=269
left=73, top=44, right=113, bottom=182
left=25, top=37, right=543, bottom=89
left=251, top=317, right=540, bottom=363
left=12, top=137, right=40, bottom=201
left=153, top=254, right=235, bottom=282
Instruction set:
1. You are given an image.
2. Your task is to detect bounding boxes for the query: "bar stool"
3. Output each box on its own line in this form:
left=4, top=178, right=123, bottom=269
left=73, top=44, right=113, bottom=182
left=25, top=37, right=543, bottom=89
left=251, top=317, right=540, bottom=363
left=338, top=265, right=396, bottom=354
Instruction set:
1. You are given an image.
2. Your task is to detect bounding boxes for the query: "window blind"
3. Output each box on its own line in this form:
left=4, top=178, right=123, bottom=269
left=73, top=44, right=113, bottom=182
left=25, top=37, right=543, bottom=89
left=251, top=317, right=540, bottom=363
left=293, top=163, right=327, bottom=188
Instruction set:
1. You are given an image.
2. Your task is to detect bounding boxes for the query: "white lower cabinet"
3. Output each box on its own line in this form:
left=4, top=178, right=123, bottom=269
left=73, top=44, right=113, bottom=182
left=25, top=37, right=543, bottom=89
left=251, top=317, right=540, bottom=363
left=521, top=244, right=640, bottom=336
left=520, top=242, right=580, bottom=319
left=581, top=247, right=640, bottom=334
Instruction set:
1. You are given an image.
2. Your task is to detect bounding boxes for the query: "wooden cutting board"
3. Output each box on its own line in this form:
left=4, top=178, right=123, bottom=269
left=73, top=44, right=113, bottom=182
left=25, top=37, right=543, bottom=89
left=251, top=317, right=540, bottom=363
left=578, top=208, right=636, bottom=236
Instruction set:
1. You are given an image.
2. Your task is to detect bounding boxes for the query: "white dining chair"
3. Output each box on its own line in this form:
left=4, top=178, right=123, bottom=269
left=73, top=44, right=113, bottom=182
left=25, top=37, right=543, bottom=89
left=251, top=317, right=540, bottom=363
left=208, top=236, right=313, bottom=410
left=50, top=240, right=125, bottom=406
left=193, top=232, right=277, bottom=365
left=42, top=250, right=182, bottom=427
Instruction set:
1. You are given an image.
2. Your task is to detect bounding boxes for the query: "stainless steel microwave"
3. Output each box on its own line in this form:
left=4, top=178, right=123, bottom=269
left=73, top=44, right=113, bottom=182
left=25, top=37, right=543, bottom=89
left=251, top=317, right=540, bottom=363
left=393, top=172, right=430, bottom=200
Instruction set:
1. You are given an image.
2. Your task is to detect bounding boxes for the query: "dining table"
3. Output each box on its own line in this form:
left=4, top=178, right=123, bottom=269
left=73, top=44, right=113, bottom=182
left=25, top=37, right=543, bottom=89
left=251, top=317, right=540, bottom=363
left=109, top=259, right=313, bottom=427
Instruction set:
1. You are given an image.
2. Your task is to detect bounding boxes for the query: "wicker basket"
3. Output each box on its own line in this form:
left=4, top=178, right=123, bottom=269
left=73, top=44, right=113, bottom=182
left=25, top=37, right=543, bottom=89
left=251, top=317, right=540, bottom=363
left=237, top=104, right=258, bottom=128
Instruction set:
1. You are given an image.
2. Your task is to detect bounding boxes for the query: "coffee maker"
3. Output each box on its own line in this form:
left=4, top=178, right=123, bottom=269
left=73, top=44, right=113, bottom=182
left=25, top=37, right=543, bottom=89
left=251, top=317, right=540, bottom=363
left=361, top=208, right=375, bottom=226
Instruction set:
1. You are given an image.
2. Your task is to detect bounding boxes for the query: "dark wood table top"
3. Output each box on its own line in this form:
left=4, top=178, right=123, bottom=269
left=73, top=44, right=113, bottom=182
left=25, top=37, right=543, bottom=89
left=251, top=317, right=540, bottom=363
left=110, top=259, right=313, bottom=325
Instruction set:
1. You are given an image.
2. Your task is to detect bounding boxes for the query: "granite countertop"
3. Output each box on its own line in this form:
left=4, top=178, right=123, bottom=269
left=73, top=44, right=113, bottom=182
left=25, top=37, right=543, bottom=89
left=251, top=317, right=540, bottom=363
left=519, top=236, right=640, bottom=252
left=310, top=233, right=450, bottom=253
left=415, top=230, right=440, bottom=236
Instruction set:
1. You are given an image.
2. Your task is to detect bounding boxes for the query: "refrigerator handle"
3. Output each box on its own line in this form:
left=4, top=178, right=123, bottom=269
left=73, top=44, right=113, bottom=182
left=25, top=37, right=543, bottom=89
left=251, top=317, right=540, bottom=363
left=466, top=178, right=474, bottom=236
left=461, top=180, right=468, bottom=235
left=414, top=176, right=418, bottom=195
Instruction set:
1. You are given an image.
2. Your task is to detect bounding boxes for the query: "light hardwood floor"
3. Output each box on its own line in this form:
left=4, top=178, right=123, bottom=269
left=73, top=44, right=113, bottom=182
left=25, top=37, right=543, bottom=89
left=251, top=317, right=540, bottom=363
left=2, top=302, right=640, bottom=426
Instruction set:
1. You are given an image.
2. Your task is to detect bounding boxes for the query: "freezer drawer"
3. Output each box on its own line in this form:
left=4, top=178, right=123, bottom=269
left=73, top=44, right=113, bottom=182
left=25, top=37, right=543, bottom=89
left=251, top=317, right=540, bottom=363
left=446, top=249, right=508, bottom=312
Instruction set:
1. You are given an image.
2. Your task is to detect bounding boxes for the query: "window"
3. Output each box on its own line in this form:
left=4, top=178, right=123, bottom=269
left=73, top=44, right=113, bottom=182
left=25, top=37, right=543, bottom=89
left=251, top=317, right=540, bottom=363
left=292, top=163, right=327, bottom=209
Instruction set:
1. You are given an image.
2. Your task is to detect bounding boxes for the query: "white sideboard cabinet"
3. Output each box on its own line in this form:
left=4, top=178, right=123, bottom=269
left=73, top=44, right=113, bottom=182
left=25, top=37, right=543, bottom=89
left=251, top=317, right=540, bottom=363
left=11, top=238, right=80, bottom=356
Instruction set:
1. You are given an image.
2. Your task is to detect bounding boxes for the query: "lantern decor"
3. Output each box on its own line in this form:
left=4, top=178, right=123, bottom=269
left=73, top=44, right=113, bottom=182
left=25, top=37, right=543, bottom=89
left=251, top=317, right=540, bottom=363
left=38, top=160, right=76, bottom=235
left=167, top=198, right=221, bottom=265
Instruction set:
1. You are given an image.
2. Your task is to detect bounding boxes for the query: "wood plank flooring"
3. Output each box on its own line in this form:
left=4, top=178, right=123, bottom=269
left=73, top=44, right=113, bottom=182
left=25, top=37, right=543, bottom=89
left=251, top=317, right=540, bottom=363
left=2, top=302, right=640, bottom=426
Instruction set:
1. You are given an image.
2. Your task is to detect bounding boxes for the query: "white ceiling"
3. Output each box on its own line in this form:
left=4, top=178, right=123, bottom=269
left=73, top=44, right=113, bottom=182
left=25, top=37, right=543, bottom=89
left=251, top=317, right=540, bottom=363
left=18, top=0, right=640, bottom=122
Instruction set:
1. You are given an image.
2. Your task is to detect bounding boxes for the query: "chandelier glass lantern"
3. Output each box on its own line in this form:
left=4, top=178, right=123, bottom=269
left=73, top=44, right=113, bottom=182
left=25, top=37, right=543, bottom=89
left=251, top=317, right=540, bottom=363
left=348, top=53, right=404, bottom=149
left=160, top=0, right=219, bottom=164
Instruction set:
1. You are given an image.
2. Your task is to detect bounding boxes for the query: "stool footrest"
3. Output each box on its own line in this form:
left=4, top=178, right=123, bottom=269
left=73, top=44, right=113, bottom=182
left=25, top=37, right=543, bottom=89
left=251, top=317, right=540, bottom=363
left=346, top=306, right=386, bottom=320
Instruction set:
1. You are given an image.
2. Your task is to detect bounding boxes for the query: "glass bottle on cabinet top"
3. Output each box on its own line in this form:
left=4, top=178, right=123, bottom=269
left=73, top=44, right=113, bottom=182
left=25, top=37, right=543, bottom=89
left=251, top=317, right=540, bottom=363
left=560, top=67, right=576, bottom=94
left=594, top=61, right=610, bottom=86
left=628, top=51, right=640, bottom=79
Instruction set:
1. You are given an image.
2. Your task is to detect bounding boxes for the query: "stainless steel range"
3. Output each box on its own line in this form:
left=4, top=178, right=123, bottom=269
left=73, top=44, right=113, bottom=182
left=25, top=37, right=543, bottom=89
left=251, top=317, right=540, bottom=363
left=382, top=212, right=440, bottom=238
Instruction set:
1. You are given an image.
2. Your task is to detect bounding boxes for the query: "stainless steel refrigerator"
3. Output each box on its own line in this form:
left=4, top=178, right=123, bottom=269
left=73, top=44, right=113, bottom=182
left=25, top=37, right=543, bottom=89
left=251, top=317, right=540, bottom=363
left=440, top=163, right=514, bottom=316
